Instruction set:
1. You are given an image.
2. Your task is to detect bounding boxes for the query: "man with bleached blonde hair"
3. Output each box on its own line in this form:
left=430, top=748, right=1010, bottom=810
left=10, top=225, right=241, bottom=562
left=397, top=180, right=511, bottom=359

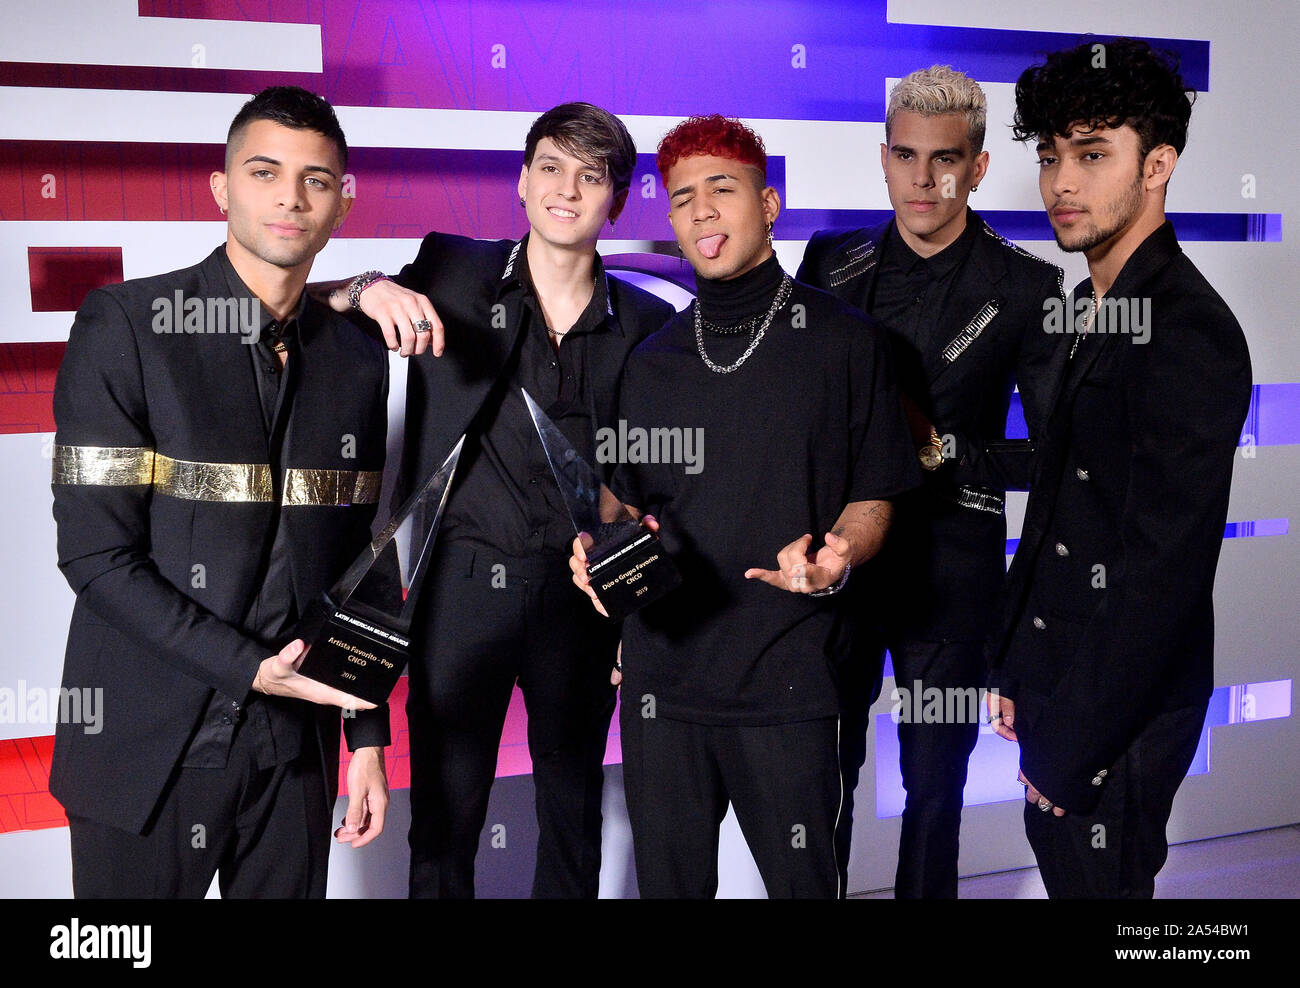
left=799, top=64, right=1067, bottom=897
left=888, top=63, right=988, bottom=152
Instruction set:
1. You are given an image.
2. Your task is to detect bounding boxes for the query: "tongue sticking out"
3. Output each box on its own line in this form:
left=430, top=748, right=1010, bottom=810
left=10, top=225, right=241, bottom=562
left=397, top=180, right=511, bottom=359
left=696, top=234, right=726, bottom=259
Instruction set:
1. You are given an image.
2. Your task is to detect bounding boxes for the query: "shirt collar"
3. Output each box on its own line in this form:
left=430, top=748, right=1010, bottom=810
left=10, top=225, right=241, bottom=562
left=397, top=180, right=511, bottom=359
left=497, top=232, right=616, bottom=334
left=886, top=206, right=980, bottom=280
left=215, top=245, right=309, bottom=343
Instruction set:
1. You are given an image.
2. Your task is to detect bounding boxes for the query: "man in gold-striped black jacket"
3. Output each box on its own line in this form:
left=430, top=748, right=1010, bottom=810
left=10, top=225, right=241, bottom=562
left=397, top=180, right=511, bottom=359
left=49, top=87, right=391, bottom=898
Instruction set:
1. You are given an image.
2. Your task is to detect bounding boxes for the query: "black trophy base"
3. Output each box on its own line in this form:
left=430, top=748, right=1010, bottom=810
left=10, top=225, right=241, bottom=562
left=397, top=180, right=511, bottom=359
left=296, top=595, right=409, bottom=706
left=587, top=526, right=681, bottom=621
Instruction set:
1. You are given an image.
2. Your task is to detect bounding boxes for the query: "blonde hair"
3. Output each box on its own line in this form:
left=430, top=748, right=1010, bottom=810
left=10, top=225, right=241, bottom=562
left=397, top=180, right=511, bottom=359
left=886, top=65, right=987, bottom=152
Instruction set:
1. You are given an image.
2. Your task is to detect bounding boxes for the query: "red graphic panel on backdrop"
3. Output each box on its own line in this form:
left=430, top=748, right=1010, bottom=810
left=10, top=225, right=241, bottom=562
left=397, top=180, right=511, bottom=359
left=28, top=247, right=124, bottom=312
left=0, top=342, right=65, bottom=435
left=0, top=736, right=65, bottom=833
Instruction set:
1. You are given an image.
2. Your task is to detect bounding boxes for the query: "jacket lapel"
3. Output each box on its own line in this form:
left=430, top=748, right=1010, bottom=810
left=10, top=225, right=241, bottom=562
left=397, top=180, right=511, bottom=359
left=1052, top=222, right=1181, bottom=412
left=187, top=255, right=271, bottom=464
left=825, top=219, right=891, bottom=307
left=926, top=219, right=1007, bottom=387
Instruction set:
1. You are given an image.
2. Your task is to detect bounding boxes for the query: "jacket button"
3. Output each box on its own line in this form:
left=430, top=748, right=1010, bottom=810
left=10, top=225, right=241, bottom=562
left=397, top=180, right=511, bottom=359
left=1032, top=616, right=1046, bottom=630
left=1091, top=775, right=1103, bottom=786
left=1076, top=468, right=1089, bottom=481
left=1055, top=542, right=1069, bottom=557
left=1096, top=768, right=1108, bottom=778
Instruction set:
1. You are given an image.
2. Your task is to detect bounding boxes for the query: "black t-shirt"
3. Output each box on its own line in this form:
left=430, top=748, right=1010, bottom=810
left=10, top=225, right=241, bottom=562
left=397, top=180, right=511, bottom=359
left=612, top=278, right=921, bottom=725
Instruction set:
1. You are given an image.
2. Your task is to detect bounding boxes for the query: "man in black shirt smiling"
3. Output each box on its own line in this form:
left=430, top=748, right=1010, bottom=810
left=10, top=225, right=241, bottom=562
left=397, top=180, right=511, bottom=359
left=572, top=115, right=920, bottom=898
left=321, top=103, right=673, bottom=898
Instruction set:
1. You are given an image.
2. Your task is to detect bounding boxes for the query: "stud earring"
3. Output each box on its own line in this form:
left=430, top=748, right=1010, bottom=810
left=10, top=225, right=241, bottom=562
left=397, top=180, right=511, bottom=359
left=519, top=196, right=526, bottom=207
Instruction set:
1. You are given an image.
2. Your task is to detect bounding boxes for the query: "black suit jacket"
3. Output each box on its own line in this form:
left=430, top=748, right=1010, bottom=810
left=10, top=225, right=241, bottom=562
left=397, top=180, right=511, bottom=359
left=798, top=213, right=1067, bottom=640
left=49, top=246, right=391, bottom=835
left=393, top=232, right=675, bottom=505
left=989, top=222, right=1252, bottom=812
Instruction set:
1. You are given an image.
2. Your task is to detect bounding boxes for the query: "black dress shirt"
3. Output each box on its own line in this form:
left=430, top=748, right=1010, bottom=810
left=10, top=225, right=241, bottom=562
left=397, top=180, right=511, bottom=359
left=870, top=214, right=980, bottom=397
left=440, top=238, right=614, bottom=557
left=182, top=252, right=311, bottom=770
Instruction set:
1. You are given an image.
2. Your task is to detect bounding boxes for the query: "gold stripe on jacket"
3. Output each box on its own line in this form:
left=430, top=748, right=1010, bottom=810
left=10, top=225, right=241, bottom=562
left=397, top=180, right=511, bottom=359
left=52, top=445, right=381, bottom=506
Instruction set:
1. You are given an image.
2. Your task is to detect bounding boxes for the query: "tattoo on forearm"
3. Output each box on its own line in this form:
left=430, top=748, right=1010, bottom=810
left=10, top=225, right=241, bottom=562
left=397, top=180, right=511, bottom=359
left=866, top=502, right=892, bottom=535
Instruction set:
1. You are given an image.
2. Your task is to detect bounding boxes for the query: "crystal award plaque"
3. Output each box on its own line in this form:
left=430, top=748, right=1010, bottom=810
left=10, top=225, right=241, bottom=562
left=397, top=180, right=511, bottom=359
left=522, top=389, right=680, bottom=620
left=296, top=437, right=464, bottom=705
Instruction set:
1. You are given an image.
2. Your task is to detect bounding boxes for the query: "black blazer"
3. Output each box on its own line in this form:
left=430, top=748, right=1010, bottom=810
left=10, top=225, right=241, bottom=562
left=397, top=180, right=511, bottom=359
left=393, top=232, right=675, bottom=504
left=798, top=213, right=1067, bottom=640
left=49, top=246, right=391, bottom=835
left=989, top=222, right=1252, bottom=812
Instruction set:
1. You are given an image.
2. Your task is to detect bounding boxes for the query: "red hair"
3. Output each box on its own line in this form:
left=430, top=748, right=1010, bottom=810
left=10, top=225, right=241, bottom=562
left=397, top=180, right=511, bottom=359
left=656, top=114, right=767, bottom=182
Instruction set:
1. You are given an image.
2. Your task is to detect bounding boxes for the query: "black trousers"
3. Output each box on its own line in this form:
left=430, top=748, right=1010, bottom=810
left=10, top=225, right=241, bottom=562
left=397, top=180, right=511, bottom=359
left=406, top=542, right=618, bottom=898
left=68, top=721, right=329, bottom=899
left=838, top=636, right=984, bottom=898
left=620, top=700, right=841, bottom=899
left=1024, top=702, right=1206, bottom=898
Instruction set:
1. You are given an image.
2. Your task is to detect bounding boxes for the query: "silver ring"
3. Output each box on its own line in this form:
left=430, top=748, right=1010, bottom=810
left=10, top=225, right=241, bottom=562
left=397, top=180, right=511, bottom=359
left=988, top=712, right=1003, bottom=723
left=1037, top=797, right=1053, bottom=812
left=413, top=319, right=432, bottom=334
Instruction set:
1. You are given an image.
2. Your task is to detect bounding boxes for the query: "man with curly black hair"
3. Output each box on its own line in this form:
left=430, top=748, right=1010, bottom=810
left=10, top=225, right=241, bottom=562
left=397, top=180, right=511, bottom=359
left=987, top=38, right=1252, bottom=898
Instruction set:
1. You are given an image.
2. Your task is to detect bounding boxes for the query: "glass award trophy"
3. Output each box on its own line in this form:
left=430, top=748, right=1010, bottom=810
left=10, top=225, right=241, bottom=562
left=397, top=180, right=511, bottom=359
left=296, top=437, right=464, bottom=705
left=522, top=389, right=680, bottom=620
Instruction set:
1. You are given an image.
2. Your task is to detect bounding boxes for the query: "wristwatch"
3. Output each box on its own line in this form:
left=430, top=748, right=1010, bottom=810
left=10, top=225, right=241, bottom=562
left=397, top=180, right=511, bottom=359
left=918, top=428, right=946, bottom=471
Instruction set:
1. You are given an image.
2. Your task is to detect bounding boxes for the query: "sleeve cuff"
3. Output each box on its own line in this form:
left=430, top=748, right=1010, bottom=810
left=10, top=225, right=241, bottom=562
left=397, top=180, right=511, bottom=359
left=343, top=703, right=392, bottom=750
left=1020, top=741, right=1107, bottom=815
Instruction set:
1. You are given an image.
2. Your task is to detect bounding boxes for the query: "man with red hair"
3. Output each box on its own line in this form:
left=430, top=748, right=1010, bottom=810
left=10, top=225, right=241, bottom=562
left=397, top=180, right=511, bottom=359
left=572, top=115, right=920, bottom=897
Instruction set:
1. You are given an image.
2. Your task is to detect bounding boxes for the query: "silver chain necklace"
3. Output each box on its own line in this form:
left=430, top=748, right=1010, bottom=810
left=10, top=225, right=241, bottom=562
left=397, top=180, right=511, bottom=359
left=694, top=273, right=793, bottom=374
left=699, top=312, right=761, bottom=336
left=1069, top=291, right=1097, bottom=359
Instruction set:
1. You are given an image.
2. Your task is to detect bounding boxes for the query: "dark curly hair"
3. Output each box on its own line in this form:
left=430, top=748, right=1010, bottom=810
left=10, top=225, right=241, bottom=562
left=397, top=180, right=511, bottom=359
left=656, top=114, right=767, bottom=183
left=1012, top=38, right=1195, bottom=162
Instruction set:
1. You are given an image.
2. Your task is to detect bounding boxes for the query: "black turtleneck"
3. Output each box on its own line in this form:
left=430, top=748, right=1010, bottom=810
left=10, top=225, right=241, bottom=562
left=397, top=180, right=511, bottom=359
left=694, top=253, right=784, bottom=326
left=610, top=261, right=922, bottom=725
